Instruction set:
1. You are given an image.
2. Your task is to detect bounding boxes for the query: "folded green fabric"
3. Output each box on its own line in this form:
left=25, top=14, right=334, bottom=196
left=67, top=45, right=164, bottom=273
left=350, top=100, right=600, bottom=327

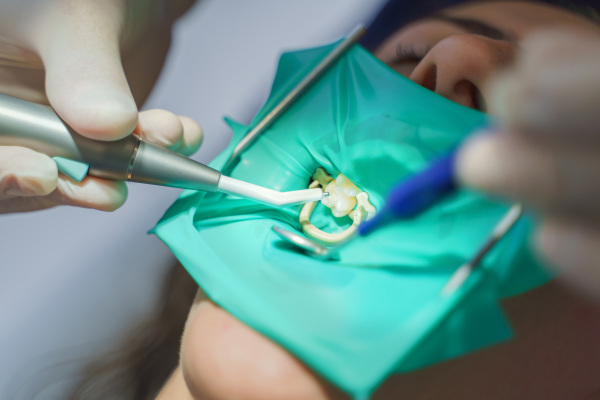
left=153, top=42, right=551, bottom=399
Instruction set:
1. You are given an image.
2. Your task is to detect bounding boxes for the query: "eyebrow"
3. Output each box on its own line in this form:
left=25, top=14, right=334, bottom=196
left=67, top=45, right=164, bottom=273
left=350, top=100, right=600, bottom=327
left=429, top=14, right=515, bottom=42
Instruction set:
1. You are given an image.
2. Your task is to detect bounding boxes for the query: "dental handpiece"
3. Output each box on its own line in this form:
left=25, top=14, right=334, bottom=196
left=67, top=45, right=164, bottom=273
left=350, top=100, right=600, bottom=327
left=0, top=93, right=322, bottom=207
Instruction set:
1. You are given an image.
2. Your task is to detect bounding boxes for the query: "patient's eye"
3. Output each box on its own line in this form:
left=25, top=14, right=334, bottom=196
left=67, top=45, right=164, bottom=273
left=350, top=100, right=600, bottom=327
left=393, top=43, right=430, bottom=64
left=300, top=168, right=376, bottom=244
left=383, top=42, right=431, bottom=77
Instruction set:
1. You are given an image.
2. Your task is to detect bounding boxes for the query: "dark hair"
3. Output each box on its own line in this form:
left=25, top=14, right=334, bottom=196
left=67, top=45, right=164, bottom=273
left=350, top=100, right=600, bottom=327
left=360, top=0, right=466, bottom=50
left=360, top=0, right=600, bottom=51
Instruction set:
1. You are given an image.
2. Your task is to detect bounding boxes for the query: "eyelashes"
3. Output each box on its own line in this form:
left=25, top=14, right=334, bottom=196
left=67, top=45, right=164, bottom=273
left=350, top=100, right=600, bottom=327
left=392, top=43, right=431, bottom=64
left=384, top=42, right=432, bottom=79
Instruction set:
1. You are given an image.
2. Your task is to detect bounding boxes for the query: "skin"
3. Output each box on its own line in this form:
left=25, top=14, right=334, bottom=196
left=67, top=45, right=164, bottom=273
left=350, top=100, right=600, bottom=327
left=157, top=2, right=600, bottom=399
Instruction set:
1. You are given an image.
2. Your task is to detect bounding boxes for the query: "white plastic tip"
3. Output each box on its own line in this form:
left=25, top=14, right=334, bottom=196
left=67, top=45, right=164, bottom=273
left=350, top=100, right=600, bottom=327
left=217, top=175, right=323, bottom=207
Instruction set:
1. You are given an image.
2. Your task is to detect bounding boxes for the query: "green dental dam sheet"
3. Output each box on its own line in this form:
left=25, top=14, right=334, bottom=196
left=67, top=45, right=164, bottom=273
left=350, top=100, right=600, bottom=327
left=153, top=41, right=551, bottom=398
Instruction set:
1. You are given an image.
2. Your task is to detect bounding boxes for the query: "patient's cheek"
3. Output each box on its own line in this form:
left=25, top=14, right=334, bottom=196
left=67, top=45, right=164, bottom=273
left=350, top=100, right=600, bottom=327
left=177, top=283, right=600, bottom=400
left=375, top=281, right=600, bottom=399
left=180, top=299, right=347, bottom=400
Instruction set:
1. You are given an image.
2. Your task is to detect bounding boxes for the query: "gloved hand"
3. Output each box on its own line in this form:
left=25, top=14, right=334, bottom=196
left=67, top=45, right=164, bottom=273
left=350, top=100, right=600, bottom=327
left=457, top=30, right=600, bottom=296
left=0, top=0, right=202, bottom=213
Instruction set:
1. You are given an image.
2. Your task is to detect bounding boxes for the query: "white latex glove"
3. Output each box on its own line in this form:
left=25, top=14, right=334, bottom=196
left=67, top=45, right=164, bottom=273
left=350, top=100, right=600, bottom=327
left=0, top=0, right=202, bottom=213
left=457, top=30, right=600, bottom=296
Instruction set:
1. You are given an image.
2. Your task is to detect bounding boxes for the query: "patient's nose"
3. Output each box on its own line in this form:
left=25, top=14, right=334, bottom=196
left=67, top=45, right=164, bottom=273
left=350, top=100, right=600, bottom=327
left=410, top=34, right=516, bottom=109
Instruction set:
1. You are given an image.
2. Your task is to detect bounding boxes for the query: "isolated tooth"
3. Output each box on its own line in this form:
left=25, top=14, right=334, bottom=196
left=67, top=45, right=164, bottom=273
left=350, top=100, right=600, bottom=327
left=301, top=168, right=377, bottom=245
left=348, top=192, right=376, bottom=221
left=321, top=182, right=337, bottom=208
left=312, top=168, right=334, bottom=188
left=322, top=180, right=356, bottom=217
left=333, top=193, right=356, bottom=217
left=335, top=174, right=360, bottom=197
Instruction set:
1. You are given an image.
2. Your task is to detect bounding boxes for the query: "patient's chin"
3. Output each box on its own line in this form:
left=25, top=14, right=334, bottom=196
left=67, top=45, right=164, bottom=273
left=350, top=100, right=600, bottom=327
left=180, top=299, right=347, bottom=400
left=178, top=282, right=600, bottom=400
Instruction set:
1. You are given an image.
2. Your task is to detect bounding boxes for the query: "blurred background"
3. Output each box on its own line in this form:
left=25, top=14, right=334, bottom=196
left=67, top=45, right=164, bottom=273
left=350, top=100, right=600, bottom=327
left=0, top=1, right=387, bottom=399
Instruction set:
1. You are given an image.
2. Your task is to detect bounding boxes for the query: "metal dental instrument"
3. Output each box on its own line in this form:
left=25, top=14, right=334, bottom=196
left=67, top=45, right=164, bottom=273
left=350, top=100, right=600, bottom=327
left=0, top=93, right=323, bottom=207
left=274, top=203, right=523, bottom=293
left=273, top=151, right=459, bottom=258
left=225, top=24, right=367, bottom=167
left=440, top=203, right=523, bottom=295
left=272, top=224, right=345, bottom=259
left=272, top=149, right=524, bottom=293
left=0, top=26, right=368, bottom=206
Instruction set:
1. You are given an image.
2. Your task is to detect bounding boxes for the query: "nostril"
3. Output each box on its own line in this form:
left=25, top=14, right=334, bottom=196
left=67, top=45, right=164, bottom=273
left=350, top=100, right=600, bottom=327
left=422, top=65, right=437, bottom=92
left=410, top=64, right=437, bottom=92
left=454, top=80, right=486, bottom=111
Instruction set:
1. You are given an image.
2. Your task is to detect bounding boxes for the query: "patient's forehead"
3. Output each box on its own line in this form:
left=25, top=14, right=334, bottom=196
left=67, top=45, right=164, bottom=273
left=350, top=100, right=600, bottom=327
left=442, top=1, right=600, bottom=35
left=377, top=0, right=600, bottom=52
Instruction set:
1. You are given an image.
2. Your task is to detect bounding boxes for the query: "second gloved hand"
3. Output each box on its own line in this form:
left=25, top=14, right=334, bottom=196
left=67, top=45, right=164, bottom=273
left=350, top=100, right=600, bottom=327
left=456, top=30, right=600, bottom=297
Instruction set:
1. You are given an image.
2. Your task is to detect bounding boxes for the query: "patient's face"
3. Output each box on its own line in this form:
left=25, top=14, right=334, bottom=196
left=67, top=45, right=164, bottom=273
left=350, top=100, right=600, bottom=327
left=158, top=2, right=600, bottom=399
left=374, top=1, right=600, bottom=110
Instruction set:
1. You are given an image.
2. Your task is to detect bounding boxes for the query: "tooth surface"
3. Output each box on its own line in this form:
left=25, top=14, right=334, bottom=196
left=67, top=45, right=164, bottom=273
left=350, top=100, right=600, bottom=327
left=312, top=168, right=333, bottom=188
left=333, top=194, right=357, bottom=218
left=303, top=169, right=378, bottom=245
left=321, top=180, right=356, bottom=217
left=356, top=192, right=377, bottom=220
left=321, top=181, right=337, bottom=208
left=335, top=174, right=360, bottom=197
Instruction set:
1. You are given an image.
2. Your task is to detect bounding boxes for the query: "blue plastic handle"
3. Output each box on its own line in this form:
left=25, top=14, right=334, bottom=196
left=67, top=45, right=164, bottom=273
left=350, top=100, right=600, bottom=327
left=358, top=150, right=457, bottom=235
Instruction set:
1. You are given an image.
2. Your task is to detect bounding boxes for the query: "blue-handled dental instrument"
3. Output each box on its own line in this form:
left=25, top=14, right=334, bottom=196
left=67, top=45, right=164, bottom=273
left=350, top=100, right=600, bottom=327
left=357, top=150, right=523, bottom=294
left=272, top=149, right=523, bottom=294
left=273, top=151, right=459, bottom=257
left=357, top=151, right=523, bottom=294
left=358, top=151, right=458, bottom=235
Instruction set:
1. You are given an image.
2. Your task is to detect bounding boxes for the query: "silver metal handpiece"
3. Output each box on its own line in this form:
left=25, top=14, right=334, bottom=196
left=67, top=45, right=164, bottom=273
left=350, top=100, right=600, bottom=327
left=0, top=93, right=221, bottom=192
left=0, top=93, right=323, bottom=207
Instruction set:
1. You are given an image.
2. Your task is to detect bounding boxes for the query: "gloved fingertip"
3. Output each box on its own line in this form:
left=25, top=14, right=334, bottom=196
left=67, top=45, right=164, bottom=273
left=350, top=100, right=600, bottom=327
left=455, top=133, right=504, bottom=192
left=52, top=87, right=138, bottom=141
left=137, top=109, right=183, bottom=149
left=0, top=147, right=58, bottom=197
left=178, top=116, right=203, bottom=156
left=535, top=220, right=600, bottom=297
left=54, top=177, right=128, bottom=211
left=485, top=73, right=512, bottom=121
left=98, top=181, right=128, bottom=211
left=534, top=220, right=560, bottom=266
